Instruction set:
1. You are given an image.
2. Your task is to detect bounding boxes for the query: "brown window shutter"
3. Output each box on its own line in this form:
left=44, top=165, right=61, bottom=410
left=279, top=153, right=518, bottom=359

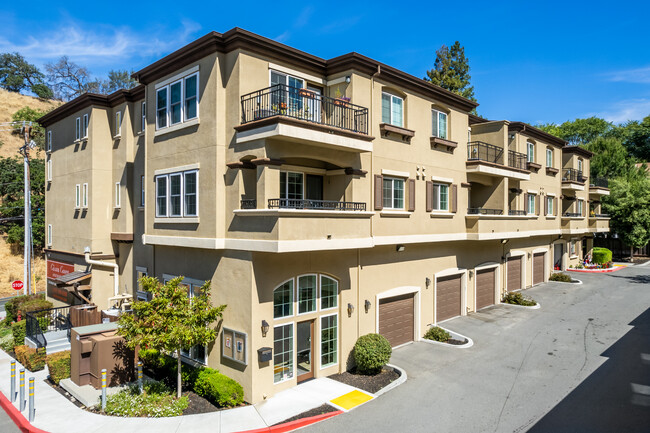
left=524, top=193, right=528, bottom=212
left=544, top=196, right=548, bottom=215
left=535, top=195, right=540, bottom=216
left=374, top=175, right=383, bottom=210
left=451, top=184, right=458, bottom=213
left=554, top=197, right=558, bottom=216
left=582, top=201, right=586, bottom=217
left=407, top=179, right=416, bottom=212
left=426, top=181, right=433, bottom=212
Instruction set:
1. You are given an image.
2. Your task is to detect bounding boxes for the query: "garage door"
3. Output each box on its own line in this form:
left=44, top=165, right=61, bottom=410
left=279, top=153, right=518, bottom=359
left=379, top=294, right=414, bottom=347
left=476, top=268, right=496, bottom=310
left=507, top=256, right=522, bottom=292
left=533, top=253, right=545, bottom=285
left=436, top=274, right=462, bottom=322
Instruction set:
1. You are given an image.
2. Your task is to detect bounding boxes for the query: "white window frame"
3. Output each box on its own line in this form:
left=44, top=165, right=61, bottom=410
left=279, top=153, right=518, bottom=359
left=527, top=141, right=535, bottom=163
left=156, top=175, right=168, bottom=217
left=383, top=176, right=405, bottom=210
left=297, top=274, right=318, bottom=315
left=279, top=171, right=304, bottom=201
left=115, top=111, right=122, bottom=137
left=155, top=70, right=199, bottom=131
left=382, top=92, right=404, bottom=127
left=320, top=313, right=338, bottom=369
left=273, top=278, right=295, bottom=319
left=578, top=158, right=584, bottom=174
left=546, top=148, right=553, bottom=167
left=141, top=102, right=146, bottom=132
left=432, top=183, right=449, bottom=211
left=546, top=196, right=553, bottom=216
left=319, top=275, right=338, bottom=311
left=183, top=170, right=198, bottom=217
left=577, top=199, right=584, bottom=216
left=115, top=182, right=121, bottom=208
left=431, top=108, right=448, bottom=139
left=82, top=183, right=88, bottom=208
left=75, top=184, right=80, bottom=209
left=154, top=169, right=199, bottom=218
left=47, top=224, right=52, bottom=246
left=82, top=114, right=89, bottom=139
left=75, top=117, right=81, bottom=141
left=527, top=194, right=536, bottom=215
left=47, top=158, right=52, bottom=182
left=140, top=175, right=145, bottom=207
left=47, top=131, right=52, bottom=152
left=273, top=322, right=294, bottom=384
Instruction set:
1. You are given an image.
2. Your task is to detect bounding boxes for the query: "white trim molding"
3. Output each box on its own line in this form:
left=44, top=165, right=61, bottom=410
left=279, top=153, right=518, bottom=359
left=381, top=169, right=410, bottom=178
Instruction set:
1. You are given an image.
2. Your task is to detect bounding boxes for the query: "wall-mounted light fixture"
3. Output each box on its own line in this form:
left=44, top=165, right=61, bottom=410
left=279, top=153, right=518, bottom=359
left=469, top=270, right=474, bottom=278
left=501, top=239, right=509, bottom=245
left=364, top=299, right=371, bottom=313
left=558, top=234, right=563, bottom=240
left=345, top=75, right=351, bottom=84
left=261, top=320, right=269, bottom=337
left=425, top=277, right=431, bottom=289
left=396, top=244, right=405, bottom=252
left=528, top=252, right=532, bottom=259
left=347, top=303, right=355, bottom=317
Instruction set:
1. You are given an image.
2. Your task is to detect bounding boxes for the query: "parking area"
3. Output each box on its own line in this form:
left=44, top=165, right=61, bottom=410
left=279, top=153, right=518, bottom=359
left=304, top=266, right=650, bottom=433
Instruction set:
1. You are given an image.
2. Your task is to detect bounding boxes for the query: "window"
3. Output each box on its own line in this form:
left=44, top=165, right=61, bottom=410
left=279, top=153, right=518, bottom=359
left=527, top=194, right=535, bottom=214
left=140, top=175, right=145, bottom=207
left=141, top=102, right=146, bottom=132
left=577, top=199, right=584, bottom=216
left=383, top=177, right=405, bottom=209
left=155, top=169, right=199, bottom=218
left=298, top=275, right=317, bottom=314
left=578, top=158, right=583, bottom=174
left=75, top=184, right=80, bottom=208
left=280, top=172, right=303, bottom=200
left=320, top=276, right=338, bottom=310
left=274, top=324, right=294, bottom=383
left=527, top=142, right=535, bottom=163
left=156, top=71, right=199, bottom=130
left=570, top=240, right=577, bottom=256
left=431, top=109, right=448, bottom=139
left=47, top=158, right=52, bottom=181
left=382, top=92, right=403, bottom=127
left=115, top=111, right=122, bottom=136
left=115, top=182, right=121, bottom=208
left=82, top=114, right=89, bottom=138
left=546, top=148, right=553, bottom=167
left=273, top=280, right=294, bottom=319
left=432, top=183, right=449, bottom=211
left=47, top=224, right=52, bottom=246
left=75, top=117, right=81, bottom=140
left=546, top=196, right=553, bottom=216
left=82, top=183, right=88, bottom=208
left=321, top=314, right=338, bottom=368
left=47, top=131, right=52, bottom=152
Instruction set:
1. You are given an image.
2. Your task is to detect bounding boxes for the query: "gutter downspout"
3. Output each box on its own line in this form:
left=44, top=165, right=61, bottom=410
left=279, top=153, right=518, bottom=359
left=84, top=246, right=119, bottom=299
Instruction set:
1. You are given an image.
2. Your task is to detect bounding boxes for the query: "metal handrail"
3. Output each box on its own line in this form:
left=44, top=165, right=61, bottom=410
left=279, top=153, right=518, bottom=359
left=241, top=84, right=369, bottom=134
left=563, top=212, right=582, bottom=217
left=467, top=141, right=504, bottom=165
left=590, top=177, right=608, bottom=188
left=240, top=199, right=257, bottom=209
left=508, top=210, right=527, bottom=216
left=25, top=314, right=46, bottom=349
left=593, top=213, right=610, bottom=218
left=467, top=207, right=504, bottom=215
left=268, top=198, right=366, bottom=211
left=25, top=306, right=72, bottom=349
left=562, top=168, right=587, bottom=183
left=508, top=150, right=528, bottom=170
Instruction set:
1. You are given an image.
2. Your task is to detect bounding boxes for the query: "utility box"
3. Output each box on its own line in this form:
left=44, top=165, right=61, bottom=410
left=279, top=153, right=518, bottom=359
left=70, top=322, right=135, bottom=389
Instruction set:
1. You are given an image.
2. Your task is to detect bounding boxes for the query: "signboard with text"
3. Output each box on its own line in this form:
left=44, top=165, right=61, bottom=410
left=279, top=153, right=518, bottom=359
left=47, top=260, right=75, bottom=280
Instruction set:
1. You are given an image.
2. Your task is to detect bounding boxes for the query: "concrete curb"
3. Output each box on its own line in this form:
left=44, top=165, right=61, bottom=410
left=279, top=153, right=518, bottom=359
left=0, top=390, right=49, bottom=433
left=373, top=364, right=407, bottom=398
left=499, top=302, right=541, bottom=310
left=420, top=327, right=474, bottom=349
left=549, top=279, right=583, bottom=285
left=566, top=266, right=625, bottom=273
left=234, top=410, right=343, bottom=433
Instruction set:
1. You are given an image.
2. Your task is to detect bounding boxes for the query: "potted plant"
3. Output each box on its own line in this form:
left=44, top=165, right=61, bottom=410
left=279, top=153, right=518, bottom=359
left=333, top=88, right=350, bottom=106
left=299, top=88, right=315, bottom=98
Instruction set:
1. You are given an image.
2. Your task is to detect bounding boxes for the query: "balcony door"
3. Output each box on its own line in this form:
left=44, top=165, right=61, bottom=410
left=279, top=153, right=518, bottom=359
left=305, top=175, right=323, bottom=202
left=296, top=320, right=314, bottom=382
left=270, top=71, right=304, bottom=116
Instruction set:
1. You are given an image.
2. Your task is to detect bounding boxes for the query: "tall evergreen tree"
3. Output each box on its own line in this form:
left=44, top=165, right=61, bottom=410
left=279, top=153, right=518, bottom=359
left=424, top=42, right=475, bottom=101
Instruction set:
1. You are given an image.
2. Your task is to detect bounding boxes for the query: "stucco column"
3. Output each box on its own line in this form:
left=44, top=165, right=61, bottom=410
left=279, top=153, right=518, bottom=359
left=253, top=158, right=283, bottom=209
left=502, top=177, right=509, bottom=214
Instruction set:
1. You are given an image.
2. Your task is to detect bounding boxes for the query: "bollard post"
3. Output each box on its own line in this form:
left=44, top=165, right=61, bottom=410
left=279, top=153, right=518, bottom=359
left=10, top=361, right=15, bottom=402
left=101, top=369, right=107, bottom=411
left=137, top=361, right=143, bottom=393
left=28, top=377, right=34, bottom=422
left=19, top=368, right=25, bottom=411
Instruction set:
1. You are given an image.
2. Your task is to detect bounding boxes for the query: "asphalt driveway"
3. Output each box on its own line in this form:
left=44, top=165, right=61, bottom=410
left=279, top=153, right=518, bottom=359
left=304, top=265, right=650, bottom=433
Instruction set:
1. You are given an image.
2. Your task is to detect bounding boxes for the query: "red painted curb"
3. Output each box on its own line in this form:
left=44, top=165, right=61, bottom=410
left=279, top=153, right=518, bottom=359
left=566, top=266, right=625, bottom=273
left=0, top=390, right=49, bottom=433
left=235, top=410, right=343, bottom=433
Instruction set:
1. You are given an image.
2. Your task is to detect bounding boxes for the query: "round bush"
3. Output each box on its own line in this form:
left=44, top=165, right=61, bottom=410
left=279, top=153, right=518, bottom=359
left=592, top=248, right=612, bottom=265
left=353, top=333, right=391, bottom=375
left=424, top=326, right=450, bottom=342
left=194, top=368, right=244, bottom=407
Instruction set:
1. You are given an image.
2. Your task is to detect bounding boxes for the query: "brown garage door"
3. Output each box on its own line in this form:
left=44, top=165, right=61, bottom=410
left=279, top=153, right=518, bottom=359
left=533, top=253, right=545, bottom=285
left=476, top=268, right=495, bottom=310
left=436, top=274, right=462, bottom=322
left=379, top=294, right=414, bottom=347
left=507, top=256, right=522, bottom=291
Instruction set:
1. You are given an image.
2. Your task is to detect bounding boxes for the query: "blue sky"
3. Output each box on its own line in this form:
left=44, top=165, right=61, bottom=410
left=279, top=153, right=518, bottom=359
left=1, top=1, right=649, bottom=125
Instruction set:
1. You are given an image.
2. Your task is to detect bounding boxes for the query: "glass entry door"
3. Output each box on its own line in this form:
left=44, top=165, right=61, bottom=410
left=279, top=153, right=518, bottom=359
left=296, top=320, right=314, bottom=382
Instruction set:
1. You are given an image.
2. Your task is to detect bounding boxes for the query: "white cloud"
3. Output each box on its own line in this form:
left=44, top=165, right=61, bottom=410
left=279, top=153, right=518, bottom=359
left=592, top=98, right=650, bottom=124
left=605, top=66, right=650, bottom=84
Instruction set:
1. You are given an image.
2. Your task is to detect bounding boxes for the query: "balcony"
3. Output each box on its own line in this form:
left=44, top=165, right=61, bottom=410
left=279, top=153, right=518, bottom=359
left=466, top=141, right=530, bottom=180
left=235, top=84, right=373, bottom=152
left=589, top=216, right=610, bottom=232
left=268, top=198, right=366, bottom=211
left=563, top=212, right=583, bottom=217
left=589, top=177, right=610, bottom=196
left=562, top=168, right=587, bottom=191
left=467, top=207, right=503, bottom=215
left=561, top=216, right=589, bottom=234
left=508, top=210, right=527, bottom=216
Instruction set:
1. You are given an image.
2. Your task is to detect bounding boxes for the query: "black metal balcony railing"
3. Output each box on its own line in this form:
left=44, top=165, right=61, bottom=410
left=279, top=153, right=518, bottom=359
left=268, top=198, right=366, bottom=211
left=562, top=168, right=587, bottom=183
left=508, top=150, right=528, bottom=170
left=563, top=212, right=582, bottom=217
left=240, top=199, right=257, bottom=209
left=508, top=210, right=527, bottom=216
left=467, top=141, right=504, bottom=165
left=467, top=207, right=504, bottom=215
left=26, top=306, right=72, bottom=349
left=590, top=177, right=608, bottom=188
left=593, top=213, right=610, bottom=218
left=241, top=84, right=369, bottom=135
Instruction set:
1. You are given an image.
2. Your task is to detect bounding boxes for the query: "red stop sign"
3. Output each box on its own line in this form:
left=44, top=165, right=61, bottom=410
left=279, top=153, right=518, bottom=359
left=12, top=280, right=23, bottom=291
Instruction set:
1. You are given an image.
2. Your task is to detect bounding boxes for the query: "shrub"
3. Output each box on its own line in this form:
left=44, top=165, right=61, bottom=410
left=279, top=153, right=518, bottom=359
left=549, top=273, right=573, bottom=282
left=194, top=368, right=244, bottom=408
left=21, top=298, right=53, bottom=316
left=14, top=345, right=46, bottom=372
left=0, top=326, right=13, bottom=353
left=12, top=320, right=26, bottom=347
left=138, top=348, right=202, bottom=389
left=592, top=248, right=612, bottom=265
left=424, top=326, right=450, bottom=342
left=5, top=295, right=31, bottom=322
left=46, top=351, right=71, bottom=384
left=103, top=381, right=188, bottom=417
left=353, top=333, right=392, bottom=375
left=503, top=292, right=537, bottom=307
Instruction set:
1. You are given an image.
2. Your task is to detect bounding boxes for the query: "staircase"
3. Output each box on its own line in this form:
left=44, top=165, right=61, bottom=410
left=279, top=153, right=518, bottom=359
left=44, top=330, right=70, bottom=355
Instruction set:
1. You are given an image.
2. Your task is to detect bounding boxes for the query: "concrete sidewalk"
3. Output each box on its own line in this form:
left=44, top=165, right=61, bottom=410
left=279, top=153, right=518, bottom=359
left=0, top=348, right=379, bottom=433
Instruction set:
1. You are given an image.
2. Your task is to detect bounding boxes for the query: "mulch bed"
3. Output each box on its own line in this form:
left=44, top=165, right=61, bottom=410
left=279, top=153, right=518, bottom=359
left=328, top=367, right=400, bottom=394
left=272, top=404, right=338, bottom=426
left=446, top=338, right=469, bottom=345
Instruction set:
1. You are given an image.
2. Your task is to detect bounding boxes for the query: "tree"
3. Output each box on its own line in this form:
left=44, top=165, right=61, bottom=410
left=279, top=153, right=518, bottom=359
left=11, top=106, right=48, bottom=150
left=616, top=115, right=650, bottom=161
left=585, top=136, right=633, bottom=179
left=605, top=172, right=650, bottom=258
left=46, top=56, right=99, bottom=101
left=537, top=117, right=615, bottom=146
left=424, top=41, right=475, bottom=101
left=118, top=276, right=226, bottom=398
left=0, top=53, right=53, bottom=98
left=99, top=70, right=137, bottom=94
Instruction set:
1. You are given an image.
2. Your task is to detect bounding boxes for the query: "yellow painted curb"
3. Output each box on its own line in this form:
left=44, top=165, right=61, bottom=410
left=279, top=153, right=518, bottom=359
left=330, top=390, right=374, bottom=410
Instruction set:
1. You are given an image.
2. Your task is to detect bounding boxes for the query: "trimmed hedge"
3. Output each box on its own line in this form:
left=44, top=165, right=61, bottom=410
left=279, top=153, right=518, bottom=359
left=194, top=368, right=244, bottom=408
left=12, top=320, right=26, bottom=347
left=5, top=294, right=49, bottom=322
left=503, top=292, right=537, bottom=307
left=14, top=345, right=46, bottom=372
left=353, top=333, right=392, bottom=375
left=46, top=351, right=71, bottom=385
left=549, top=273, right=573, bottom=282
left=424, top=326, right=450, bottom=342
left=592, top=248, right=612, bottom=265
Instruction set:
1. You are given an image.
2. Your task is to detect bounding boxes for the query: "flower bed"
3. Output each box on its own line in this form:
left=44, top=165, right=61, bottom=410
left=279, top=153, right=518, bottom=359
left=566, top=265, right=625, bottom=273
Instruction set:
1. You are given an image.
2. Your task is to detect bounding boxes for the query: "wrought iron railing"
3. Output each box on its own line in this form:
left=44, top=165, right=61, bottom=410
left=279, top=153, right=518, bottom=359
left=508, top=210, right=527, bottom=216
left=467, top=207, right=504, bottom=215
left=563, top=212, right=582, bottom=217
left=590, top=177, right=608, bottom=188
left=241, top=84, right=369, bottom=135
left=25, top=306, right=72, bottom=349
left=508, top=150, right=528, bottom=170
left=562, top=168, right=587, bottom=183
left=593, top=213, right=610, bottom=218
left=241, top=199, right=257, bottom=209
left=467, top=141, right=504, bottom=165
left=268, top=198, right=366, bottom=211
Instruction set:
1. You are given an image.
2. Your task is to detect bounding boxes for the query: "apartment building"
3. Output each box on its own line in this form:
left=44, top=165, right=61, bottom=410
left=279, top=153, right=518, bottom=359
left=39, top=28, right=609, bottom=403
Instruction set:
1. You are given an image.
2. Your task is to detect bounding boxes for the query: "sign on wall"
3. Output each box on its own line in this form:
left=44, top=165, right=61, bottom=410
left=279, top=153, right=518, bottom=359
left=222, top=328, right=247, bottom=365
left=47, top=260, right=75, bottom=280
